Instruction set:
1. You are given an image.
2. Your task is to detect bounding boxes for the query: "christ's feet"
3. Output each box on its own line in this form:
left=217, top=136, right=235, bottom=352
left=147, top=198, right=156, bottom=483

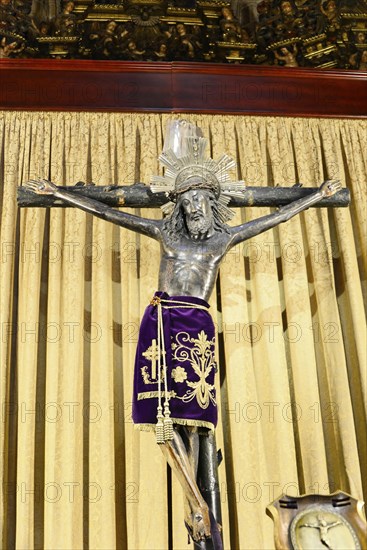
left=185, top=505, right=223, bottom=549
left=192, top=505, right=211, bottom=541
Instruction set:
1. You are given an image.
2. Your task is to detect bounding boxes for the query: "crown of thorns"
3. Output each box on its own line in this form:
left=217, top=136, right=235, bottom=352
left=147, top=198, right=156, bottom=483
left=150, top=136, right=245, bottom=222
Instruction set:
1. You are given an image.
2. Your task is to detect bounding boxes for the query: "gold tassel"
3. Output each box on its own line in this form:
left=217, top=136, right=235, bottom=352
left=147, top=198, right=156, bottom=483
left=163, top=403, right=174, bottom=441
left=163, top=417, right=174, bottom=441
left=155, top=407, right=165, bottom=444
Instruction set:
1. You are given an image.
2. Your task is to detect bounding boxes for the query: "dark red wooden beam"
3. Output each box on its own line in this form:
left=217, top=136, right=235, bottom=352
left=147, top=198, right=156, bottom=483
left=1, top=60, right=366, bottom=117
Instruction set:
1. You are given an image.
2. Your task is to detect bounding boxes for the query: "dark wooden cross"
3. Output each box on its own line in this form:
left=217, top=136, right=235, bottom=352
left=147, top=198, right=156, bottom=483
left=18, top=182, right=350, bottom=209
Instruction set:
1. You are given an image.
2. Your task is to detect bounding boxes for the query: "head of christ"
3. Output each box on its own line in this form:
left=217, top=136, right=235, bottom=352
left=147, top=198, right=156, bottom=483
left=163, top=177, right=229, bottom=243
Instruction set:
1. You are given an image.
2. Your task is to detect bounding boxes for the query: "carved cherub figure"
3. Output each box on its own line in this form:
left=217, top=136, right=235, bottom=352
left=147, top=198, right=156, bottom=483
left=174, top=23, right=197, bottom=59
left=320, top=0, right=338, bottom=25
left=124, top=39, right=145, bottom=60
left=153, top=42, right=167, bottom=60
left=280, top=0, right=295, bottom=19
left=349, top=49, right=367, bottom=70
left=220, top=6, right=242, bottom=42
left=275, top=44, right=298, bottom=66
left=0, top=36, right=24, bottom=57
left=56, top=2, right=76, bottom=36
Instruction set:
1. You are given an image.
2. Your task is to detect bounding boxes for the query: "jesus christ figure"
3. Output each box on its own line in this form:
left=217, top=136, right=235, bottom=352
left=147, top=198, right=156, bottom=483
left=25, top=130, right=341, bottom=547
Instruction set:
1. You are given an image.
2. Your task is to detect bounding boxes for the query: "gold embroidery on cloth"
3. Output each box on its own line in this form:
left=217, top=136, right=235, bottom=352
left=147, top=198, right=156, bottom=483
left=140, top=366, right=164, bottom=385
left=137, top=390, right=177, bottom=400
left=140, top=338, right=165, bottom=384
left=134, top=418, right=215, bottom=431
left=172, top=330, right=216, bottom=409
left=171, top=366, right=187, bottom=383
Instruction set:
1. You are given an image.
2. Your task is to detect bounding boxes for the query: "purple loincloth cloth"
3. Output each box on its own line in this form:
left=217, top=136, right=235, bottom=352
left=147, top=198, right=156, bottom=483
left=132, top=292, right=218, bottom=431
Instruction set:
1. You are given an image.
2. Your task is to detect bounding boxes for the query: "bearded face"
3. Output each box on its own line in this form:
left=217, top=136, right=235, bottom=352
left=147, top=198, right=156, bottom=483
left=185, top=214, right=213, bottom=238
left=179, top=189, right=214, bottom=240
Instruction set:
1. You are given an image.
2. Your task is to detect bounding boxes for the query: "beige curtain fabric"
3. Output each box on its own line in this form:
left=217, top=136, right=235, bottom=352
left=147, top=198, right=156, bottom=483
left=0, top=112, right=366, bottom=549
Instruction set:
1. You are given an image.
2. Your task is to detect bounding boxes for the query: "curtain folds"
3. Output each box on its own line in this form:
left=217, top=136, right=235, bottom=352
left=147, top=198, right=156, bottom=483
left=0, top=112, right=366, bottom=549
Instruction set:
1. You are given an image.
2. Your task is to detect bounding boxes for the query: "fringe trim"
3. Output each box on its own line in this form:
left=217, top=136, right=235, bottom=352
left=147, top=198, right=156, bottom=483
left=134, top=417, right=215, bottom=433
left=134, top=424, right=155, bottom=433
left=137, top=390, right=176, bottom=401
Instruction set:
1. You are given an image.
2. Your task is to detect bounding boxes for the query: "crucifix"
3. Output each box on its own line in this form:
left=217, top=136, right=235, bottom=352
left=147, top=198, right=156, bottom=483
left=19, top=120, right=349, bottom=550
left=300, top=515, right=343, bottom=549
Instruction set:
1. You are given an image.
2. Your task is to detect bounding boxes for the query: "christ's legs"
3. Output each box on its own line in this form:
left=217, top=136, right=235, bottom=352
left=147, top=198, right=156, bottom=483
left=179, top=427, right=201, bottom=533
left=320, top=534, right=332, bottom=549
left=159, top=426, right=210, bottom=541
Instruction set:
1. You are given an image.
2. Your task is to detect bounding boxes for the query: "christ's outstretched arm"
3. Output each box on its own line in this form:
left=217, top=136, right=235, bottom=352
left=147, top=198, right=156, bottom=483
left=228, top=180, right=342, bottom=247
left=25, top=179, right=162, bottom=240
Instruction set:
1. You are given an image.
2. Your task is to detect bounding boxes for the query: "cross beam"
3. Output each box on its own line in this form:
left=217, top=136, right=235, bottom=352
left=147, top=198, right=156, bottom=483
left=17, top=183, right=350, bottom=209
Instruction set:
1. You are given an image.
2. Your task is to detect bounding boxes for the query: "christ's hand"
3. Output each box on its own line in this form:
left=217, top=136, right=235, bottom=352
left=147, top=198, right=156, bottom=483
left=25, top=178, right=58, bottom=195
left=319, top=179, right=342, bottom=197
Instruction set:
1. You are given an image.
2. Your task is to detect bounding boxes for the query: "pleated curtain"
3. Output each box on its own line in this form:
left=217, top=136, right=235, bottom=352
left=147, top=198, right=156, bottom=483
left=0, top=112, right=366, bottom=549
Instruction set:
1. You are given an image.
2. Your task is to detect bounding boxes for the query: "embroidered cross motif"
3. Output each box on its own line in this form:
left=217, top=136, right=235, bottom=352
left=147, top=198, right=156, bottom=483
left=142, top=338, right=160, bottom=380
